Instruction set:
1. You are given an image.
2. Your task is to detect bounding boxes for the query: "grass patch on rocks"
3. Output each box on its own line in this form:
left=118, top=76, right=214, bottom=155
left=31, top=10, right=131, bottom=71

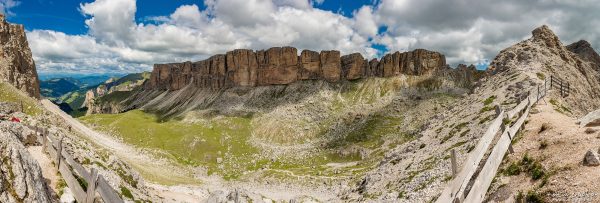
left=0, top=82, right=43, bottom=116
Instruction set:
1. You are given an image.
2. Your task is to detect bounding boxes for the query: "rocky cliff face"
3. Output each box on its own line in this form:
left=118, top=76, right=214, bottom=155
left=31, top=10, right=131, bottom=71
left=146, top=48, right=446, bottom=91
left=0, top=123, right=53, bottom=202
left=567, top=40, right=600, bottom=71
left=0, top=14, right=40, bottom=99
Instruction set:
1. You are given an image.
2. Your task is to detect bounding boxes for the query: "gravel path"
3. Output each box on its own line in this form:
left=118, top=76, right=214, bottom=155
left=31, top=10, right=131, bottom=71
left=27, top=146, right=59, bottom=194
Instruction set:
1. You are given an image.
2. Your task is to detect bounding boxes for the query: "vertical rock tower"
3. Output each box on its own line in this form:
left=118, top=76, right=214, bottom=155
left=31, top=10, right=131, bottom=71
left=0, top=14, right=40, bottom=99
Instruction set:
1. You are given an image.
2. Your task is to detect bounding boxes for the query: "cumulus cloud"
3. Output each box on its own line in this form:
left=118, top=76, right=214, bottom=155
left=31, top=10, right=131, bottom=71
left=25, top=0, right=600, bottom=74
left=371, top=0, right=600, bottom=65
left=0, top=0, right=19, bottom=16
left=28, top=0, right=378, bottom=74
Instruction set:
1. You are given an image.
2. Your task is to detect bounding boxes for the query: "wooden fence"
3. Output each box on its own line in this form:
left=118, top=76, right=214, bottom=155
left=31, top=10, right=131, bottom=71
left=550, top=75, right=569, bottom=97
left=437, top=78, right=550, bottom=203
left=27, top=125, right=124, bottom=203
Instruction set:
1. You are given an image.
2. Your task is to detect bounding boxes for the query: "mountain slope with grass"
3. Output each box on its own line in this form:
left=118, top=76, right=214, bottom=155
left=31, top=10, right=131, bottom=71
left=40, top=78, right=81, bottom=98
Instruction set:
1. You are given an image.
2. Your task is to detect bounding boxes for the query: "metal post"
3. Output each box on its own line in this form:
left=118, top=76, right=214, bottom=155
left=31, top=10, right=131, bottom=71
left=550, top=75, right=553, bottom=89
left=451, top=149, right=458, bottom=178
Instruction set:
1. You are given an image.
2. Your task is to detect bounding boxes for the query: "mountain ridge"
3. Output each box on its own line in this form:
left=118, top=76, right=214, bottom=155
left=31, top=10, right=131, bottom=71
left=0, top=14, right=40, bottom=98
left=145, top=47, right=447, bottom=91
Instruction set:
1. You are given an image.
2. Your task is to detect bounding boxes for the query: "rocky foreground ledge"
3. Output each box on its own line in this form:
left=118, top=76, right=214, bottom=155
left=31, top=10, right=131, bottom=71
left=146, top=47, right=448, bottom=91
left=0, top=103, right=53, bottom=202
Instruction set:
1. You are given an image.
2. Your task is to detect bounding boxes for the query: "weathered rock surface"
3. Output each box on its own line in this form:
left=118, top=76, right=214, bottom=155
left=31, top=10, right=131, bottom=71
left=579, top=109, right=600, bottom=127
left=145, top=47, right=447, bottom=91
left=0, top=14, right=40, bottom=98
left=567, top=40, right=600, bottom=71
left=584, top=149, right=600, bottom=166
left=82, top=73, right=149, bottom=115
left=0, top=122, right=53, bottom=202
left=488, top=25, right=600, bottom=116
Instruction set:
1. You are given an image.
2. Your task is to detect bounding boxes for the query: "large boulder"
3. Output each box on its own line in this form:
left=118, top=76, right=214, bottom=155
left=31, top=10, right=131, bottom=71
left=0, top=123, right=53, bottom=202
left=584, top=149, right=600, bottom=166
left=578, top=109, right=600, bottom=127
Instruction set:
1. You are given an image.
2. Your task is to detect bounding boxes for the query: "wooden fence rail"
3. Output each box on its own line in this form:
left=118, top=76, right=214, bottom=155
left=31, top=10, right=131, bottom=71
left=27, top=125, right=124, bottom=203
left=550, top=75, right=569, bottom=97
left=437, top=78, right=550, bottom=203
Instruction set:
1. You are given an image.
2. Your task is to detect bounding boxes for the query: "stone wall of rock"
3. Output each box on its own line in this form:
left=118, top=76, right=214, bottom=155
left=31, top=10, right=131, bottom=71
left=0, top=14, right=40, bottom=98
left=146, top=47, right=446, bottom=91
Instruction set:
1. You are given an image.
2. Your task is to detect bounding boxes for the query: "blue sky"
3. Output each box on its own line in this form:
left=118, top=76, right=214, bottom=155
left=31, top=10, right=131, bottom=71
left=5, top=0, right=599, bottom=75
left=10, top=0, right=374, bottom=35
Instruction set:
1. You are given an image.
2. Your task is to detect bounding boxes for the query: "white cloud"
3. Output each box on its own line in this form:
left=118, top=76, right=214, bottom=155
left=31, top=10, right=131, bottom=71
left=370, top=0, right=600, bottom=65
left=353, top=6, right=378, bottom=38
left=0, top=0, right=19, bottom=16
left=26, top=0, right=600, bottom=74
left=80, top=0, right=137, bottom=46
left=28, top=0, right=378, bottom=74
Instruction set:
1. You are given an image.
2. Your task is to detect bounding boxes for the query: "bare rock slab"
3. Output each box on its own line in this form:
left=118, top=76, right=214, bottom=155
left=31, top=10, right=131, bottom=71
left=579, top=109, right=600, bottom=127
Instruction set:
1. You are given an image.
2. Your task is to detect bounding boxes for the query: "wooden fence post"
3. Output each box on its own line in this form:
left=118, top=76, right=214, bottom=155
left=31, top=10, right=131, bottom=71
left=560, top=79, right=564, bottom=97
left=507, top=132, right=514, bottom=154
left=86, top=168, right=99, bottom=203
left=56, top=137, right=63, bottom=170
left=495, top=105, right=501, bottom=117
left=451, top=149, right=458, bottom=178
left=537, top=85, right=540, bottom=101
left=42, top=129, right=47, bottom=152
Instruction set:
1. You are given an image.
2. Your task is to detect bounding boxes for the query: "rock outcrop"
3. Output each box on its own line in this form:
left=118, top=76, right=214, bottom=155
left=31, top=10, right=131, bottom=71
left=0, top=14, right=40, bottom=99
left=584, top=149, right=600, bottom=166
left=146, top=47, right=446, bottom=91
left=0, top=123, right=53, bottom=202
left=567, top=40, right=600, bottom=71
left=81, top=72, right=149, bottom=115
left=488, top=25, right=600, bottom=116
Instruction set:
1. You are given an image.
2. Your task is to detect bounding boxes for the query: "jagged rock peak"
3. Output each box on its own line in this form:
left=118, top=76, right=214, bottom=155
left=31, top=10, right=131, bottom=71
left=0, top=14, right=41, bottom=98
left=531, top=25, right=562, bottom=49
left=568, top=40, right=593, bottom=49
left=146, top=47, right=447, bottom=91
left=567, top=40, right=600, bottom=71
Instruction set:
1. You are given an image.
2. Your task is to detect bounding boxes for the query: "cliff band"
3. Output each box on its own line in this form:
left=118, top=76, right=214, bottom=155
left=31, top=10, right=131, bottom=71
left=146, top=48, right=446, bottom=91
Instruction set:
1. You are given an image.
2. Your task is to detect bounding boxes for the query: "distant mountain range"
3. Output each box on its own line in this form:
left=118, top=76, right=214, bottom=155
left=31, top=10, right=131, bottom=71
left=39, top=72, right=150, bottom=117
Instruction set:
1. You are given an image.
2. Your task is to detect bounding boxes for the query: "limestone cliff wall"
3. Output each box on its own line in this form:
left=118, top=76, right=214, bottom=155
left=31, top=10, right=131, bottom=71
left=0, top=14, right=40, bottom=98
left=146, top=48, right=446, bottom=91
